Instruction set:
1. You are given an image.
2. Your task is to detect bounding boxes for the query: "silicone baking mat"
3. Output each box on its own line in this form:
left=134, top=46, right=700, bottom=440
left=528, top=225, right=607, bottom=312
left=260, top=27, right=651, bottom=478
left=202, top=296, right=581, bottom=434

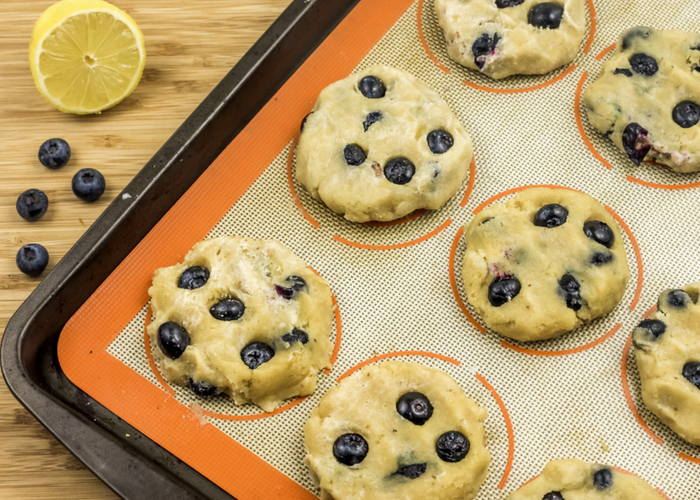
left=58, top=0, right=700, bottom=498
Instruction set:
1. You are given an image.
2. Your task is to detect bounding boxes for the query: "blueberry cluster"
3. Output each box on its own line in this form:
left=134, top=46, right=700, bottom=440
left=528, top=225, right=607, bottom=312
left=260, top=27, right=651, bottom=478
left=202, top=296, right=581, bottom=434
left=332, top=392, right=470, bottom=477
left=156, top=269, right=311, bottom=396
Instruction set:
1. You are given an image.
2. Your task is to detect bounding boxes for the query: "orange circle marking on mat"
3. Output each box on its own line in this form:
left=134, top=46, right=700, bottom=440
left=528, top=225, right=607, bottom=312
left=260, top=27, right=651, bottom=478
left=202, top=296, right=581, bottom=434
left=475, top=373, right=514, bottom=490
left=621, top=332, right=664, bottom=445
left=337, top=351, right=461, bottom=382
left=595, top=42, right=616, bottom=60
left=472, top=184, right=578, bottom=215
left=287, top=138, right=321, bottom=229
left=463, top=64, right=576, bottom=94
left=679, top=453, right=700, bottom=466
left=448, top=226, right=487, bottom=333
left=626, top=175, right=700, bottom=190
left=333, top=218, right=452, bottom=250
left=643, top=304, right=657, bottom=319
left=582, top=0, right=597, bottom=54
left=417, top=0, right=450, bottom=74
left=460, top=155, right=477, bottom=208
left=605, top=205, right=643, bottom=311
left=574, top=71, right=613, bottom=170
left=501, top=323, right=622, bottom=356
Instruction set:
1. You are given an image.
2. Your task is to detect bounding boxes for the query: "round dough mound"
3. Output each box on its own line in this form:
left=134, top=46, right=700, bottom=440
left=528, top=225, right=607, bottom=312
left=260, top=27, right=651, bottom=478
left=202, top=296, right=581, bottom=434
left=304, top=361, right=490, bottom=500
left=633, top=283, right=700, bottom=445
left=462, top=187, right=630, bottom=342
left=584, top=27, right=700, bottom=173
left=434, top=0, right=586, bottom=79
left=508, top=459, right=665, bottom=500
left=296, top=65, right=473, bottom=222
left=147, top=236, right=333, bottom=412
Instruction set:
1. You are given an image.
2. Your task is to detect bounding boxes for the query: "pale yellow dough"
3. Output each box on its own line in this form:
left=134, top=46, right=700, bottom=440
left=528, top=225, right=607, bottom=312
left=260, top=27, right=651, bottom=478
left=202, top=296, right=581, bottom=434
left=434, top=0, right=586, bottom=79
left=633, top=282, right=700, bottom=445
left=584, top=27, right=700, bottom=173
left=147, top=236, right=333, bottom=412
left=296, top=65, right=472, bottom=222
left=508, top=459, right=665, bottom=499
left=304, top=361, right=490, bottom=500
left=462, top=187, right=629, bottom=342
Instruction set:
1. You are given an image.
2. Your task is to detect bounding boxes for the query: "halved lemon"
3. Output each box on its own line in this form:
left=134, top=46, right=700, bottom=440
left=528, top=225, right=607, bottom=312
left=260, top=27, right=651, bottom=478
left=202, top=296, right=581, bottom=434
left=29, top=0, right=146, bottom=114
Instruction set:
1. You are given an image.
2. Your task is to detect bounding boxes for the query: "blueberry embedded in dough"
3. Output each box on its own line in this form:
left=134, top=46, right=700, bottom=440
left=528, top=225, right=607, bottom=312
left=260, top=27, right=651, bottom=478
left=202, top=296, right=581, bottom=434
left=613, top=68, right=633, bottom=77
left=592, top=467, right=613, bottom=490
left=157, top=322, right=190, bottom=360
left=344, top=144, right=367, bottom=166
left=396, top=392, right=434, bottom=425
left=659, top=289, right=693, bottom=311
left=384, top=157, right=416, bottom=185
left=528, top=2, right=564, bottom=30
left=188, top=379, right=221, bottom=397
left=590, top=251, right=613, bottom=266
left=333, top=433, right=369, bottom=466
left=558, top=273, right=584, bottom=311
left=240, top=341, right=275, bottom=369
left=583, top=220, right=615, bottom=248
left=275, top=275, right=308, bottom=299
left=436, top=430, right=470, bottom=463
left=300, top=111, right=313, bottom=133
left=534, top=203, right=569, bottom=228
left=622, top=123, right=650, bottom=165
left=358, top=75, right=386, bottom=99
left=621, top=27, right=653, bottom=51
left=543, top=493, right=564, bottom=500
left=282, top=328, right=309, bottom=345
left=488, top=275, right=522, bottom=307
left=472, top=32, right=500, bottom=70
left=427, top=129, right=454, bottom=154
left=635, top=319, right=667, bottom=341
left=495, top=0, right=524, bottom=7
left=683, top=362, right=700, bottom=390
left=393, top=463, right=428, bottom=479
left=363, top=111, right=383, bottom=132
left=177, top=266, right=210, bottom=290
left=209, top=298, right=245, bottom=321
left=672, top=101, right=700, bottom=128
left=629, top=53, right=658, bottom=76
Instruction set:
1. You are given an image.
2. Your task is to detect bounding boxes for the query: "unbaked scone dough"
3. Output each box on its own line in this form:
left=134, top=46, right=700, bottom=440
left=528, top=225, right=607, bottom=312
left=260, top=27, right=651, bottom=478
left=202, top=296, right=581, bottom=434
left=584, top=27, right=700, bottom=172
left=434, top=0, right=586, bottom=79
left=633, top=283, right=700, bottom=445
left=147, top=236, right=333, bottom=412
left=462, top=187, right=630, bottom=342
left=304, top=361, right=490, bottom=500
left=296, top=65, right=472, bottom=222
left=508, top=459, right=665, bottom=499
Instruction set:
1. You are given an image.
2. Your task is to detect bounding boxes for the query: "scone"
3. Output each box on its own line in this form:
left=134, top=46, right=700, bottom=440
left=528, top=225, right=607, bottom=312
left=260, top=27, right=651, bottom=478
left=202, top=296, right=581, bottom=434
left=633, top=283, right=700, bottom=445
left=508, top=459, right=665, bottom=499
left=304, top=361, right=490, bottom=500
left=296, top=65, right=473, bottom=222
left=584, top=27, right=700, bottom=172
left=462, top=187, right=630, bottom=342
left=434, top=0, right=586, bottom=79
left=147, top=236, right=333, bottom=412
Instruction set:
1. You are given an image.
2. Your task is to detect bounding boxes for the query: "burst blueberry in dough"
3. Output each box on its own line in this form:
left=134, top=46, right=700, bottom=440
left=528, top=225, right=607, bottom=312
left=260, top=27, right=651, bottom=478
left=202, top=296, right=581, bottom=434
left=461, top=187, right=629, bottom=342
left=633, top=283, right=700, bottom=445
left=304, top=361, right=490, bottom=500
left=584, top=27, right=700, bottom=172
left=508, top=459, right=665, bottom=499
left=434, top=0, right=586, bottom=79
left=147, top=236, right=333, bottom=412
left=296, top=65, right=473, bottom=223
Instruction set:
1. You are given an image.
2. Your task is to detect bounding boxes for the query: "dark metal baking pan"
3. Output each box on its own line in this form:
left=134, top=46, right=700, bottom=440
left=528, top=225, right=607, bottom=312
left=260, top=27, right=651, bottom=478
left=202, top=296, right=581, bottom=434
left=1, top=0, right=360, bottom=497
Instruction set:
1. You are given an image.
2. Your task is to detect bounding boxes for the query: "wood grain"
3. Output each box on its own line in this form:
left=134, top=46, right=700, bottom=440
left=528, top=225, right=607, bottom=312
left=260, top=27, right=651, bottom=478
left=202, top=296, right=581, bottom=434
left=0, top=1, right=292, bottom=498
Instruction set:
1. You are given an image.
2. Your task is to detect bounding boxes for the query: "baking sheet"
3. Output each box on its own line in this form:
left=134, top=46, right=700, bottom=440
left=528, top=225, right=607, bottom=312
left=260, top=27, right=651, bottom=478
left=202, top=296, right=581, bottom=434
left=59, top=0, right=700, bottom=498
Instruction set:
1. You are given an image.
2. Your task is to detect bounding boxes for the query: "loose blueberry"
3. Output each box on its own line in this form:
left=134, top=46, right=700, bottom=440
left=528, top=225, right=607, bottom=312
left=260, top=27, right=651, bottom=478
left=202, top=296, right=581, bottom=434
left=300, top=112, right=313, bottom=133
left=384, top=157, right=415, bottom=185
left=559, top=273, right=583, bottom=311
left=157, top=322, right=190, bottom=360
left=363, top=111, right=383, bottom=132
left=436, top=431, right=470, bottom=463
left=613, top=68, right=633, bottom=77
left=629, top=53, right=658, bottom=76
left=622, top=123, right=650, bottom=165
left=672, top=101, right=700, bottom=129
left=210, top=298, right=245, bottom=321
left=344, top=144, right=367, bottom=166
left=534, top=204, right=568, bottom=228
left=683, top=362, right=700, bottom=390
left=427, top=129, right=454, bottom=154
left=333, top=433, right=368, bottom=466
left=396, top=392, right=433, bottom=426
left=590, top=252, right=613, bottom=266
left=528, top=3, right=564, bottom=29
left=543, top=493, right=564, bottom=500
left=178, top=266, right=210, bottom=290
left=496, top=0, right=524, bottom=7
left=472, top=33, right=500, bottom=69
left=636, top=319, right=666, bottom=340
left=358, top=76, right=386, bottom=99
left=240, top=342, right=274, bottom=369
left=16, top=189, right=49, bottom=222
left=282, top=328, right=309, bottom=345
left=665, top=289, right=691, bottom=309
left=593, top=467, right=613, bottom=490
left=621, top=27, right=652, bottom=51
left=394, top=463, right=427, bottom=479
left=189, top=379, right=220, bottom=397
left=72, top=168, right=106, bottom=202
left=38, top=138, right=71, bottom=169
left=488, top=275, right=521, bottom=307
left=16, top=244, right=49, bottom=277
left=583, top=221, right=615, bottom=248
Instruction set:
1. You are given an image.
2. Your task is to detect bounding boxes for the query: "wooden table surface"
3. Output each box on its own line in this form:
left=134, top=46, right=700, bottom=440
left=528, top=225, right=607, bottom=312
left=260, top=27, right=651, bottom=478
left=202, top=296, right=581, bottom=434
left=0, top=1, right=292, bottom=497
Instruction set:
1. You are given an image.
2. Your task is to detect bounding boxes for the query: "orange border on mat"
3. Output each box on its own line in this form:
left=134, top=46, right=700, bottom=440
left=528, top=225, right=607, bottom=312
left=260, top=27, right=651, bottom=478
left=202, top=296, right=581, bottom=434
left=501, top=323, right=621, bottom=356
left=56, top=0, right=417, bottom=498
